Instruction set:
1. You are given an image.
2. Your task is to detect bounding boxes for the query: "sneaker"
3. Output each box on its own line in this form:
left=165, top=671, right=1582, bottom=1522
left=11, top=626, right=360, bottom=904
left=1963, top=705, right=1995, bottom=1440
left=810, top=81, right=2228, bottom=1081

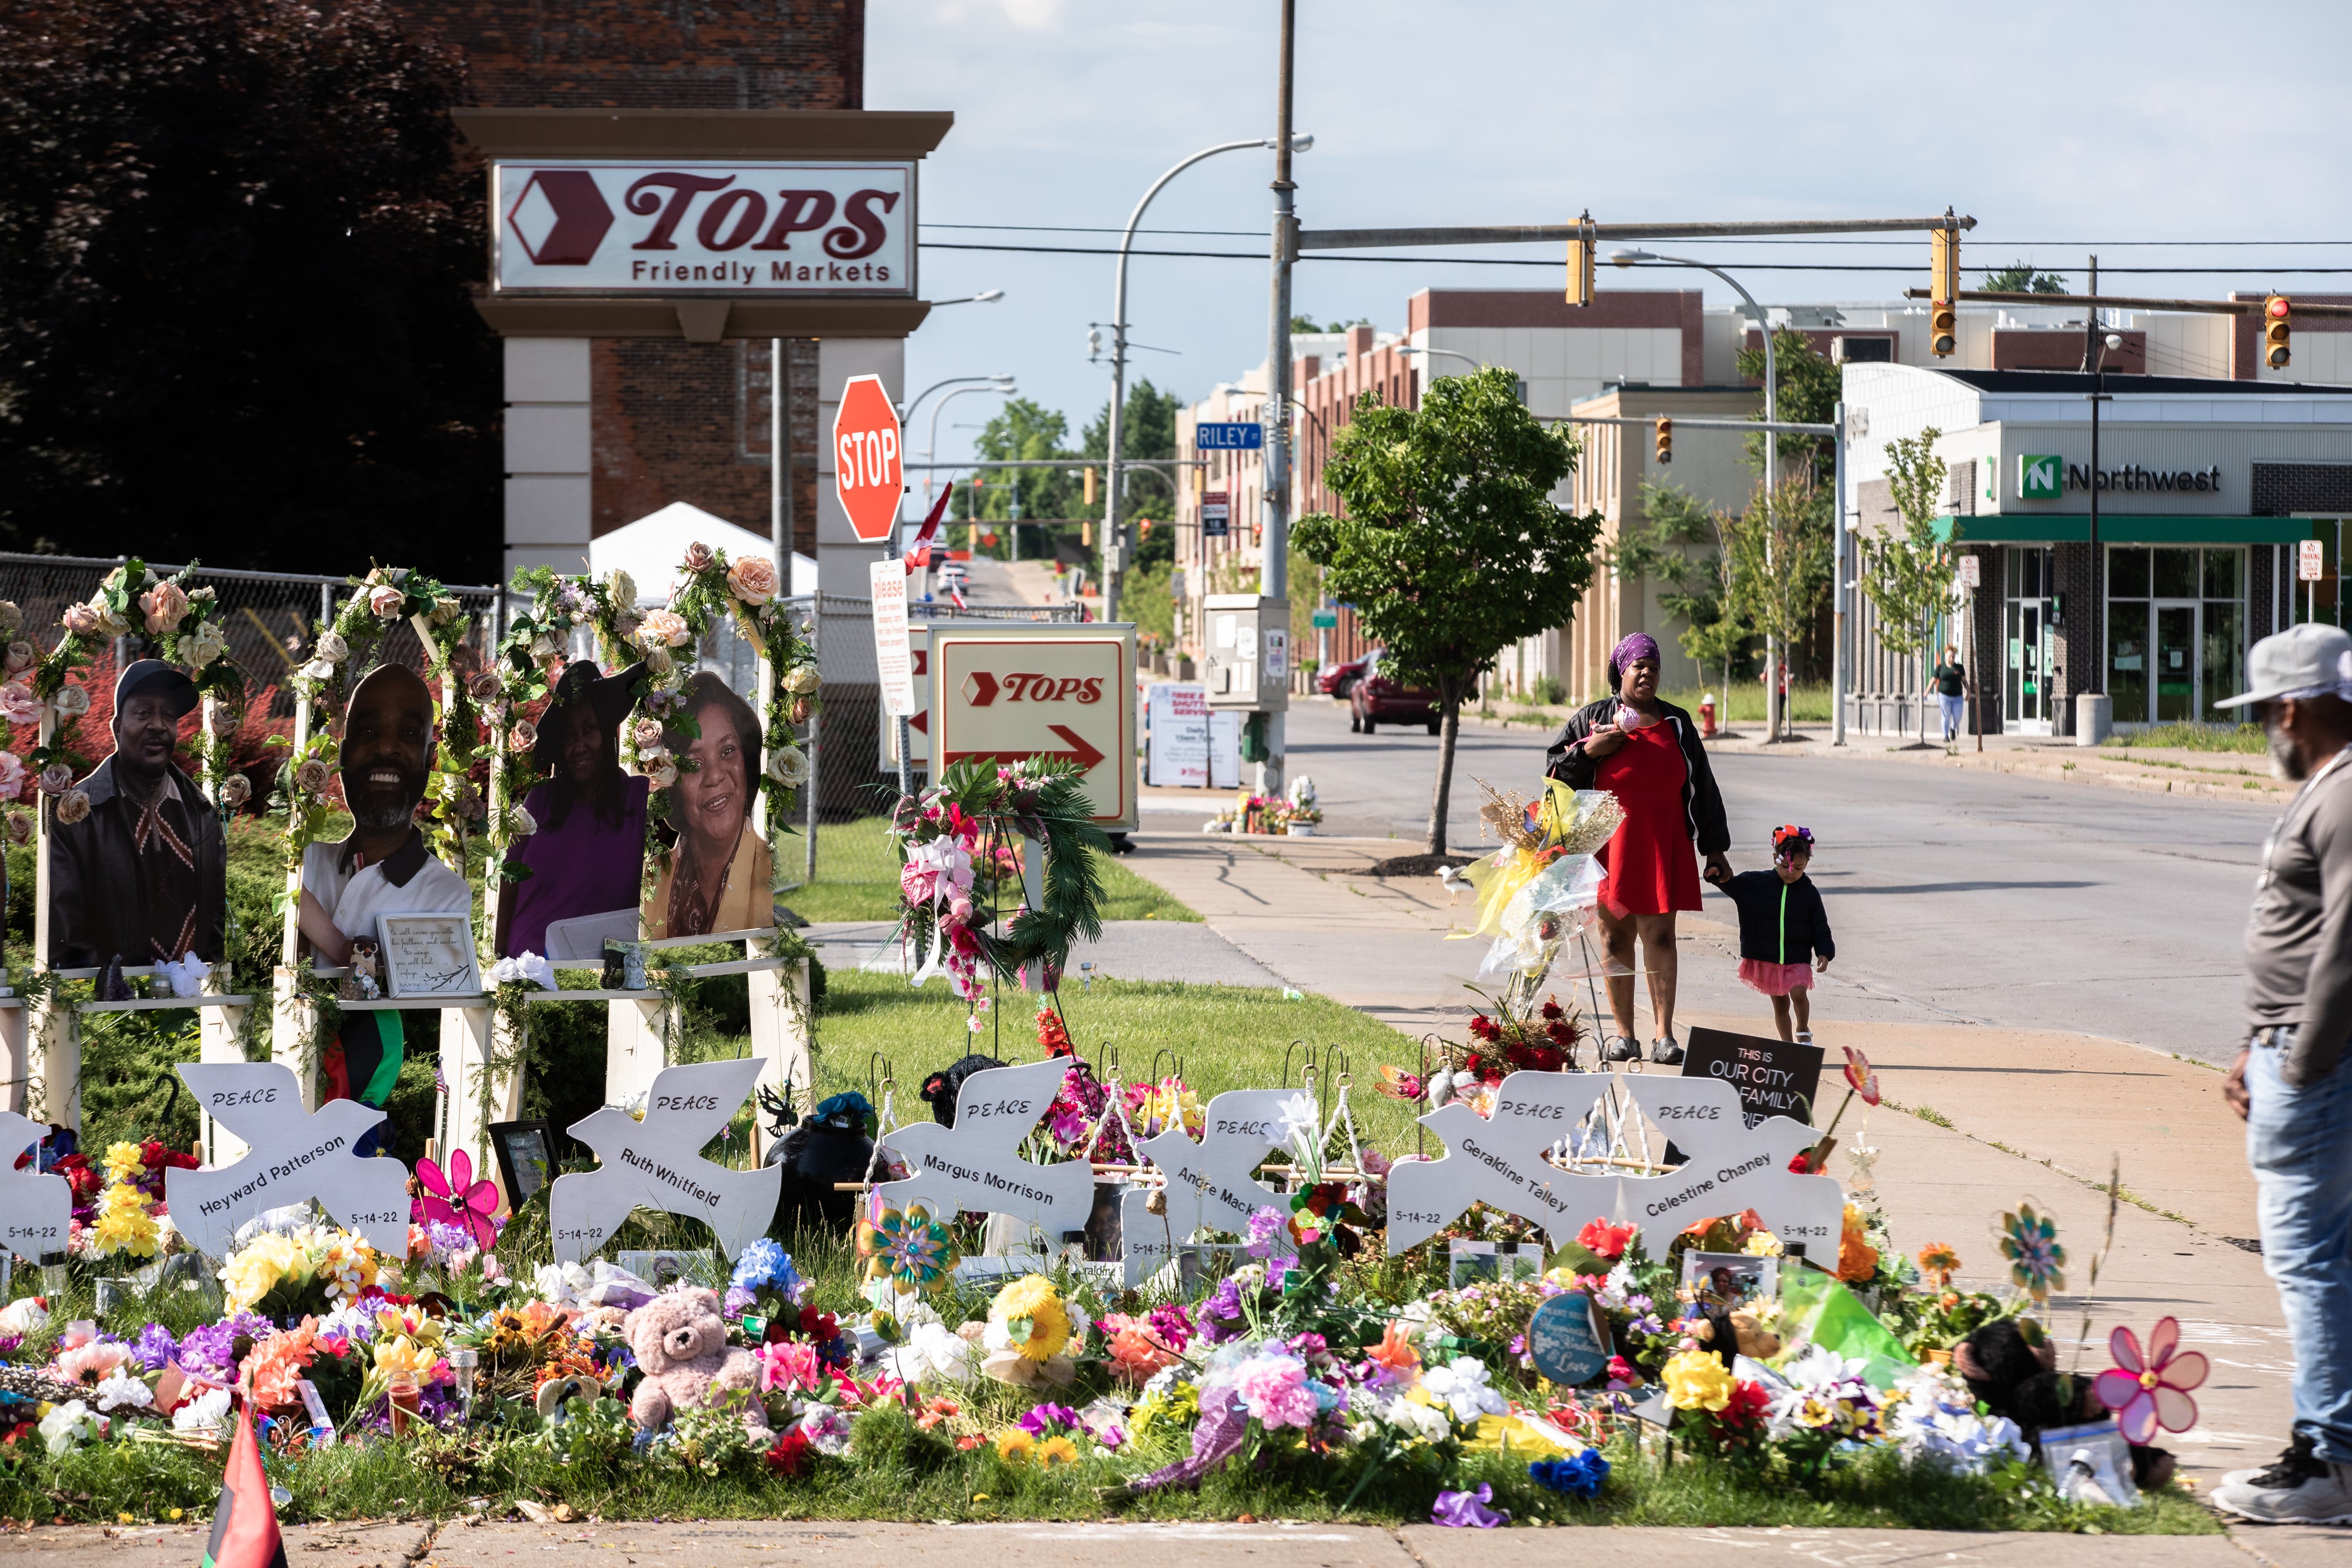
left=1604, top=1035, right=1641, bottom=1064
left=1649, top=1036, right=1685, bottom=1065
left=2211, top=1443, right=2352, bottom=1525
left=2224, top=1435, right=2316, bottom=1490
left=1795, top=1031, right=1813, bottom=1046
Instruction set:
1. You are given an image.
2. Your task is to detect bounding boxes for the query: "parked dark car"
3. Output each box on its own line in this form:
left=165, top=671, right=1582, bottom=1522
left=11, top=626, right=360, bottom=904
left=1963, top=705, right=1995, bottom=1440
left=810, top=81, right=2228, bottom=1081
left=1319, top=654, right=1368, bottom=698
left=1350, top=651, right=1439, bottom=734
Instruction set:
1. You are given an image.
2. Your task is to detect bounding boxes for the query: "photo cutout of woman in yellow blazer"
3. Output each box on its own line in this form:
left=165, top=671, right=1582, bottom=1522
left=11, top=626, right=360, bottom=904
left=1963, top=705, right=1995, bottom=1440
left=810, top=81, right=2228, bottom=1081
left=642, top=671, right=774, bottom=940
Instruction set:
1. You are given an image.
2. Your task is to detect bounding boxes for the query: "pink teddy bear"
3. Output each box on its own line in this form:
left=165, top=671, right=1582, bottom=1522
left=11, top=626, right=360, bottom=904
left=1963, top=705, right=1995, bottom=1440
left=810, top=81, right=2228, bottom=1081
left=623, top=1287, right=771, bottom=1442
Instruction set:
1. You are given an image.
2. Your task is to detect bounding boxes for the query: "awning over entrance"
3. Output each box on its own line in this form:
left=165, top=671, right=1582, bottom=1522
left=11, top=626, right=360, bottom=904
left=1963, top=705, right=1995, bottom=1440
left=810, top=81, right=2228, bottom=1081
left=1930, top=514, right=2312, bottom=544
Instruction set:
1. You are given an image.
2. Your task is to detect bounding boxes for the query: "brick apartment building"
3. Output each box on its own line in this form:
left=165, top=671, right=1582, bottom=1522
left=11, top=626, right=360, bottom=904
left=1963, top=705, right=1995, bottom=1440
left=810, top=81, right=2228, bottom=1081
left=392, top=1, right=870, bottom=572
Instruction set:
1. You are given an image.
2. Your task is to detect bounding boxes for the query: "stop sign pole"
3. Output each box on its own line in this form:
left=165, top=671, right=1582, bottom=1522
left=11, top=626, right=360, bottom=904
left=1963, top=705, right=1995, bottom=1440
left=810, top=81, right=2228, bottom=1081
left=833, top=373, right=914, bottom=799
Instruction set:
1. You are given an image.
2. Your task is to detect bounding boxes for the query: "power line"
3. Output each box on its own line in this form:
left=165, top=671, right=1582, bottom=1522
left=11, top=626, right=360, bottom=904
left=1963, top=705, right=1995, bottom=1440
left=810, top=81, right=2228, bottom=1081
left=922, top=222, right=2352, bottom=249
left=917, top=240, right=2352, bottom=275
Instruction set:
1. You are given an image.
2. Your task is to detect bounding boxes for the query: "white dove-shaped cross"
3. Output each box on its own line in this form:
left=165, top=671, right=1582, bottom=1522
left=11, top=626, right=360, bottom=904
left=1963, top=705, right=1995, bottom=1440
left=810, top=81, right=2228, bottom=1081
left=1118, top=1088, right=1304, bottom=1285
left=1610, top=1075, right=1844, bottom=1256
left=0, top=1112, right=71, bottom=1266
left=876, top=1057, right=1095, bottom=1245
left=1387, top=1072, right=1616, bottom=1254
left=549, top=1057, right=783, bottom=1263
left=165, top=1064, right=410, bottom=1259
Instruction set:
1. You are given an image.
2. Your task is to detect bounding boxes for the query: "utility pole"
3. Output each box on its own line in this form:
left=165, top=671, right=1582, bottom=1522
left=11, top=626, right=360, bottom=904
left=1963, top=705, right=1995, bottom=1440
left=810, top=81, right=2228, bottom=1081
left=2079, top=255, right=2115, bottom=748
left=1256, top=0, right=1297, bottom=797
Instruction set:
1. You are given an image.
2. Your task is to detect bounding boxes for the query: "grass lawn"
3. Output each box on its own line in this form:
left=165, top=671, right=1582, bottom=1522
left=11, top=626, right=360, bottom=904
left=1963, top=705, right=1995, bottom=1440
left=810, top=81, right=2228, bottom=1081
left=779, top=814, right=1199, bottom=924
left=811, top=969, right=1430, bottom=1151
left=2102, top=722, right=2265, bottom=753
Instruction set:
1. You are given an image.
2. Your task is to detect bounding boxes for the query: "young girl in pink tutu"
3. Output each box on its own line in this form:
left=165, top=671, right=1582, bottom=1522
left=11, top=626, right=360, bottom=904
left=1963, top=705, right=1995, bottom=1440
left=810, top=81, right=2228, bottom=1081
left=1705, top=824, right=1835, bottom=1044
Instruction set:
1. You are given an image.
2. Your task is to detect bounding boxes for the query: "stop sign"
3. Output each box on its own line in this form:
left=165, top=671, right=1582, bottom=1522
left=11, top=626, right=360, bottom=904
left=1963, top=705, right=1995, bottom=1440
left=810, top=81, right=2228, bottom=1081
left=833, top=373, right=903, bottom=544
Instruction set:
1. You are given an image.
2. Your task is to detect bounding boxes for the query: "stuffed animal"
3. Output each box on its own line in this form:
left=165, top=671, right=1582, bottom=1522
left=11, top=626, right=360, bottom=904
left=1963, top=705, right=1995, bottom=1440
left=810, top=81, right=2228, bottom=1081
left=623, top=1287, right=771, bottom=1442
left=1956, top=1318, right=2175, bottom=1490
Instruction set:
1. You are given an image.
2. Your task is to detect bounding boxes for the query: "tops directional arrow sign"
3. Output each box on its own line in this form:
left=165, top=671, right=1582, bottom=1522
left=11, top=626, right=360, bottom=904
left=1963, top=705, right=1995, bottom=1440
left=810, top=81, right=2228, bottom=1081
left=931, top=624, right=1137, bottom=829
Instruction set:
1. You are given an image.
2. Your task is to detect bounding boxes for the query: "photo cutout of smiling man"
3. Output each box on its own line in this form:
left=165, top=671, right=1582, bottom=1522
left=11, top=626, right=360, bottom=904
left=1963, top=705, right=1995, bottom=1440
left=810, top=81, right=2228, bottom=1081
left=297, top=661, right=470, bottom=1146
left=642, top=671, right=773, bottom=940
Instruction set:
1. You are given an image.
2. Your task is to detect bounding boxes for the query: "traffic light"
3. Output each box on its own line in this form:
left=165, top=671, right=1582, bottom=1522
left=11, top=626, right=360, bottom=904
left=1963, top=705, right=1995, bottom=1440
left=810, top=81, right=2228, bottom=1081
left=1929, top=223, right=1960, bottom=357
left=2266, top=295, right=2293, bottom=369
left=1565, top=210, right=1596, bottom=306
left=1654, top=416, right=1673, bottom=465
left=1083, top=466, right=1097, bottom=506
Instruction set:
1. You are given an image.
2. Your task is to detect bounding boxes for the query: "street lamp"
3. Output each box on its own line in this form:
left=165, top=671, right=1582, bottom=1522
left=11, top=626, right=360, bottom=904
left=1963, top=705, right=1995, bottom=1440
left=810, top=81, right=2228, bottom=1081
left=930, top=289, right=1006, bottom=306
left=1100, top=132, right=1311, bottom=624
left=901, top=372, right=1014, bottom=426
left=924, top=382, right=1017, bottom=521
left=1613, top=249, right=1785, bottom=739
left=1394, top=343, right=1483, bottom=377
left=2083, top=327, right=2123, bottom=742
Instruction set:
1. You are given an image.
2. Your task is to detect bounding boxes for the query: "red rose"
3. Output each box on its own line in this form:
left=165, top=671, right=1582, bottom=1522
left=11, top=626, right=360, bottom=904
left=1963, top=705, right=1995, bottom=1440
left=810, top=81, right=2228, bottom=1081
left=1539, top=998, right=1563, bottom=1021
left=763, top=1427, right=814, bottom=1476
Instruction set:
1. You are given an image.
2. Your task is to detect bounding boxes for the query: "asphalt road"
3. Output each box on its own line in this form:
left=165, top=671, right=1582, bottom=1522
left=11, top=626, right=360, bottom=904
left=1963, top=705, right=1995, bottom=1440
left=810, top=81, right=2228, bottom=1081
left=1276, top=695, right=2273, bottom=1062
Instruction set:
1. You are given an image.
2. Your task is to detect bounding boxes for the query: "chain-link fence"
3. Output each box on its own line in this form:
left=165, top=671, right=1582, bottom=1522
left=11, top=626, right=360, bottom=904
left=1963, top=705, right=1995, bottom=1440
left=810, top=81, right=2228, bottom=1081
left=0, top=553, right=502, bottom=727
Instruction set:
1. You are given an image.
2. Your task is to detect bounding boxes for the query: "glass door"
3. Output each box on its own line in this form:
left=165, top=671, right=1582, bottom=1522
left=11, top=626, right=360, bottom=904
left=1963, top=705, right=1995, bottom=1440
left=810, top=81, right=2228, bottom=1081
left=2004, top=546, right=2054, bottom=733
left=2154, top=605, right=2197, bottom=722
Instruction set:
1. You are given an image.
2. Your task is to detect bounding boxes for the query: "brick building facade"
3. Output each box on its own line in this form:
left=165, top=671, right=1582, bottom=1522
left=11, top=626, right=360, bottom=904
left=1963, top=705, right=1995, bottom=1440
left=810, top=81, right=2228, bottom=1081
left=392, top=2, right=867, bottom=566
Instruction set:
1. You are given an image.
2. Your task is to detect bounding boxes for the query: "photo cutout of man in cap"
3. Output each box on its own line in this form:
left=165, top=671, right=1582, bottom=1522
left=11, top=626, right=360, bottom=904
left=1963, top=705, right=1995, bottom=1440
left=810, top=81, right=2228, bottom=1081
left=295, top=662, right=470, bottom=1150
left=494, top=659, right=650, bottom=961
left=48, top=659, right=226, bottom=969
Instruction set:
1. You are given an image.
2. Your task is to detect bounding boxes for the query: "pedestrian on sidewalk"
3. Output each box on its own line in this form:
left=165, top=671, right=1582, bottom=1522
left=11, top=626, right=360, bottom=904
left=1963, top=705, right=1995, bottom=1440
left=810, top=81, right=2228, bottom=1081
left=1932, top=646, right=1967, bottom=743
left=1705, top=824, right=1834, bottom=1045
left=1544, top=633, right=1733, bottom=1065
left=2214, top=621, right=2352, bottom=1526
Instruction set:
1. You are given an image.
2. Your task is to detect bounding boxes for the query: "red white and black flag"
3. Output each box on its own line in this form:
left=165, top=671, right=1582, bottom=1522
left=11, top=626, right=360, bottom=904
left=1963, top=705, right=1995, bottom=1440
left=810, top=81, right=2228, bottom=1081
left=200, top=1396, right=287, bottom=1568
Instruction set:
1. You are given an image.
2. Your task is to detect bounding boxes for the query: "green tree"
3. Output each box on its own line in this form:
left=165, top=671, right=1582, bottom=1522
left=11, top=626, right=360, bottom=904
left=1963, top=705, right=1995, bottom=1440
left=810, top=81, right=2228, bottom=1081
left=970, top=397, right=1076, bottom=558
left=1291, top=314, right=1369, bottom=334
left=1295, top=367, right=1603, bottom=854
left=0, top=0, right=500, bottom=574
left=1735, top=328, right=1840, bottom=483
left=1861, top=427, right=1957, bottom=747
left=1723, top=474, right=1834, bottom=739
left=1612, top=478, right=1748, bottom=697
left=1980, top=261, right=2069, bottom=295
left=1083, top=377, right=1183, bottom=569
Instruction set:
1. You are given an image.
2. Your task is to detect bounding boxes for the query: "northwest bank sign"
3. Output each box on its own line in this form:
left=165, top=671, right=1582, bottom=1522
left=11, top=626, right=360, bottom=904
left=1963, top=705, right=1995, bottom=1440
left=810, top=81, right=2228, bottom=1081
left=491, top=160, right=914, bottom=295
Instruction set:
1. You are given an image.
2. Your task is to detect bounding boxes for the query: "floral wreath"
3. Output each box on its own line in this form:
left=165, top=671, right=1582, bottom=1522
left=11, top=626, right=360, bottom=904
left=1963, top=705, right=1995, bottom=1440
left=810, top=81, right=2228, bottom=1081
left=7, top=560, right=250, bottom=846
left=892, top=757, right=1110, bottom=1005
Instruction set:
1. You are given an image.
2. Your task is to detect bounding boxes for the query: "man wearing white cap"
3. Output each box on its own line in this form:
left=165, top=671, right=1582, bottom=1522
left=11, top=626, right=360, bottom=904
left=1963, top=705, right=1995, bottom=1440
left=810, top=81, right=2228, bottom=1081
left=2213, top=621, right=2352, bottom=1524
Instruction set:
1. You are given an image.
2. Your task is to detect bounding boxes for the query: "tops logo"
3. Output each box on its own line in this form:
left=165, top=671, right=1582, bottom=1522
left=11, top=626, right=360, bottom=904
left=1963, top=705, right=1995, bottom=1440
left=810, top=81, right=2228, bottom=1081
left=493, top=160, right=914, bottom=297
left=962, top=672, right=1105, bottom=707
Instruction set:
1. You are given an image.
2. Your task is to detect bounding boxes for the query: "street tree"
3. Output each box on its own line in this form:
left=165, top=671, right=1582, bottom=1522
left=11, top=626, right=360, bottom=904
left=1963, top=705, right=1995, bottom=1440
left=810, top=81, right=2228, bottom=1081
left=1861, top=427, right=1957, bottom=747
left=1735, top=329, right=1839, bottom=483
left=0, top=0, right=499, bottom=574
left=1723, top=473, right=1834, bottom=735
left=1613, top=478, right=1748, bottom=716
left=1295, top=367, right=1602, bottom=855
left=1980, top=261, right=2070, bottom=295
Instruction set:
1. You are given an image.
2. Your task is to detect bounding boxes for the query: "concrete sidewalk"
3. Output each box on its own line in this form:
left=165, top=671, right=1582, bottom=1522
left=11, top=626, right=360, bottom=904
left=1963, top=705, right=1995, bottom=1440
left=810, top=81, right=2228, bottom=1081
left=21, top=1513, right=2348, bottom=1566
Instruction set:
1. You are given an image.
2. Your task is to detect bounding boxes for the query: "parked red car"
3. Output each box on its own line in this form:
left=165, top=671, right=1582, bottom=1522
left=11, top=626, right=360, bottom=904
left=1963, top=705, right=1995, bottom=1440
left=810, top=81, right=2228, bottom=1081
left=1349, top=650, right=1439, bottom=735
left=1318, top=654, right=1368, bottom=698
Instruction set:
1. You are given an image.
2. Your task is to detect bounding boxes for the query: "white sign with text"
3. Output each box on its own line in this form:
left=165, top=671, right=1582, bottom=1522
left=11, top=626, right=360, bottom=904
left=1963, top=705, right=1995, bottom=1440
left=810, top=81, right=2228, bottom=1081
left=165, top=1064, right=410, bottom=1259
left=550, top=1058, right=783, bottom=1262
left=871, top=558, right=917, bottom=718
left=0, top=1112, right=71, bottom=1266
left=877, top=1058, right=1097, bottom=1244
left=1120, top=1089, right=1299, bottom=1286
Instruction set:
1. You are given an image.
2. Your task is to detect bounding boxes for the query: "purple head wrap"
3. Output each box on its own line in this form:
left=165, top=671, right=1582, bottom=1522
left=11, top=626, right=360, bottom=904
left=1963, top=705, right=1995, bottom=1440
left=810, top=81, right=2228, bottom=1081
left=1608, top=632, right=1662, bottom=688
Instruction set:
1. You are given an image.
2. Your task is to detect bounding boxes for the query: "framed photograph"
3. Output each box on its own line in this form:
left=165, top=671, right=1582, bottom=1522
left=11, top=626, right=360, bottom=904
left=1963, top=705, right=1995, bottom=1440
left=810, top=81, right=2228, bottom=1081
left=376, top=912, right=483, bottom=997
left=1449, top=1239, right=1544, bottom=1288
left=1680, top=1250, right=1780, bottom=1310
left=2039, top=1419, right=2141, bottom=1509
left=487, top=1119, right=557, bottom=1211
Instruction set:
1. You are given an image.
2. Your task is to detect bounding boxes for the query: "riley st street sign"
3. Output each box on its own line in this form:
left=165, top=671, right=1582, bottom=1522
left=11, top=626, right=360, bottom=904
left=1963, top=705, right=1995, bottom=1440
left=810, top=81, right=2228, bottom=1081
left=492, top=160, right=915, bottom=295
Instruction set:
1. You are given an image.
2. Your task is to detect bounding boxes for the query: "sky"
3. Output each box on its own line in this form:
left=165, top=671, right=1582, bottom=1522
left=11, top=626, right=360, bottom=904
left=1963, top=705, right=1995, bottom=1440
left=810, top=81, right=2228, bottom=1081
left=869, top=1, right=2352, bottom=469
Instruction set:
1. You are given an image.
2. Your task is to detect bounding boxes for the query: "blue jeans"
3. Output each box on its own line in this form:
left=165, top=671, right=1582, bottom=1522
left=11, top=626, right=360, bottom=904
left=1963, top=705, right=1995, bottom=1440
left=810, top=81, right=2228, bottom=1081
left=1937, top=693, right=1965, bottom=739
left=2249, top=1030, right=2352, bottom=1462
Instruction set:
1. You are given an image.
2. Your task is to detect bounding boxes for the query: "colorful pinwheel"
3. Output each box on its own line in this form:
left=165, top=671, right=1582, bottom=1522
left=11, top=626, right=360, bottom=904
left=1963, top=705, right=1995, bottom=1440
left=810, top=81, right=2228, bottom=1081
left=2095, top=1317, right=2209, bottom=1445
left=415, top=1148, right=501, bottom=1251
left=1997, top=1201, right=2067, bottom=1302
left=862, top=1201, right=960, bottom=1295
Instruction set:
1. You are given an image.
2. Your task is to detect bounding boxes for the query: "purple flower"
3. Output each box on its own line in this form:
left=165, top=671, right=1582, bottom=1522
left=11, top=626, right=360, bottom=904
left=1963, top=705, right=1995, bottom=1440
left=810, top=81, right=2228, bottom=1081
left=1148, top=1303, right=1193, bottom=1352
left=723, top=1286, right=754, bottom=1317
left=1198, top=1278, right=1247, bottom=1344
left=1265, top=1255, right=1294, bottom=1289
left=129, top=1323, right=179, bottom=1373
left=1018, top=1402, right=1080, bottom=1437
left=177, top=1313, right=276, bottom=1382
left=1245, top=1206, right=1285, bottom=1259
left=1432, top=1484, right=1509, bottom=1528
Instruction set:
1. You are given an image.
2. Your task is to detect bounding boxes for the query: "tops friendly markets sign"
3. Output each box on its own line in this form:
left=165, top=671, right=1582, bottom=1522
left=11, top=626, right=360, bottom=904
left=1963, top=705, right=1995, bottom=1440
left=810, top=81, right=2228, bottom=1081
left=493, top=161, right=914, bottom=295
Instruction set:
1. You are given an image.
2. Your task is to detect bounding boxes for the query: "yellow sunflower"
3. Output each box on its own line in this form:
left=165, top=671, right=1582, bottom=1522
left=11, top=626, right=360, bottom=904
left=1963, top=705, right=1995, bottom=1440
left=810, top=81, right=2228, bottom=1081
left=988, top=1275, right=1071, bottom=1363
left=1035, top=1435, right=1080, bottom=1467
left=995, top=1429, right=1035, bottom=1463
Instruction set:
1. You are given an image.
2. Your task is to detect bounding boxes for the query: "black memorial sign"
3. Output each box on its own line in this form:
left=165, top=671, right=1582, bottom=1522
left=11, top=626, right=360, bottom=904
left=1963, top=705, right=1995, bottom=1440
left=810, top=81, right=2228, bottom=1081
left=1681, top=1026, right=1825, bottom=1129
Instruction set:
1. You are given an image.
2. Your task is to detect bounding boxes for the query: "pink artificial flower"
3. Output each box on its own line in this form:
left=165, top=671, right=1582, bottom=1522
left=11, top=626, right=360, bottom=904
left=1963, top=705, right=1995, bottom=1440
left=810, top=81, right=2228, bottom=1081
left=57, top=1339, right=131, bottom=1384
left=56, top=1319, right=97, bottom=1351
left=760, top=1338, right=824, bottom=1394
left=1842, top=1047, right=1881, bottom=1107
left=0, top=686, right=36, bottom=727
left=415, top=1147, right=500, bottom=1252
left=2094, top=1316, right=2209, bottom=1445
left=1233, top=1355, right=1318, bottom=1430
left=0, top=751, right=24, bottom=803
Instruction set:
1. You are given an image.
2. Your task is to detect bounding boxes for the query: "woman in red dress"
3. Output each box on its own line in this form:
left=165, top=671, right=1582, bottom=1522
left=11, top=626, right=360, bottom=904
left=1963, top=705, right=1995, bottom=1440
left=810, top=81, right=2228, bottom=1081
left=1544, top=633, right=1732, bottom=1064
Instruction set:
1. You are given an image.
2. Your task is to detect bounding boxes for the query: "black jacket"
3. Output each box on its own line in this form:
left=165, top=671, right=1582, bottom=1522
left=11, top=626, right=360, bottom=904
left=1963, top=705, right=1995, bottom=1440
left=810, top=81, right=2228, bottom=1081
left=1716, top=870, right=1835, bottom=965
left=48, top=755, right=227, bottom=968
left=1544, top=696, right=1731, bottom=857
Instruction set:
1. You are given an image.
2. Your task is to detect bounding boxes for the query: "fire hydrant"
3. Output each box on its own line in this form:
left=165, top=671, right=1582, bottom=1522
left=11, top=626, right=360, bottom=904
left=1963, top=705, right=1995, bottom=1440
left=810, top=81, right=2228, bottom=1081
left=1699, top=693, right=1718, bottom=737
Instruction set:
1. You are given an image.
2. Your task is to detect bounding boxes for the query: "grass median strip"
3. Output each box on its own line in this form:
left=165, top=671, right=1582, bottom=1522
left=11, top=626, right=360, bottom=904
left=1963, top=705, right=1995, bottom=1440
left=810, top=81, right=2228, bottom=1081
left=779, top=814, right=1200, bottom=924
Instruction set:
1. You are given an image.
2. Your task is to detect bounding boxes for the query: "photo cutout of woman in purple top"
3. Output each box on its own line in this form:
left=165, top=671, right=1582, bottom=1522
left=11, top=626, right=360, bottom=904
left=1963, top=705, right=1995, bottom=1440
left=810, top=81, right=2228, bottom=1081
left=494, top=659, right=651, bottom=961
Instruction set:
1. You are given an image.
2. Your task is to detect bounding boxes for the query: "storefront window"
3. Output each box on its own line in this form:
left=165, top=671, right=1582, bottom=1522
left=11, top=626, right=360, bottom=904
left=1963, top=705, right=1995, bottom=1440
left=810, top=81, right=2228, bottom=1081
left=2106, top=545, right=2245, bottom=727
